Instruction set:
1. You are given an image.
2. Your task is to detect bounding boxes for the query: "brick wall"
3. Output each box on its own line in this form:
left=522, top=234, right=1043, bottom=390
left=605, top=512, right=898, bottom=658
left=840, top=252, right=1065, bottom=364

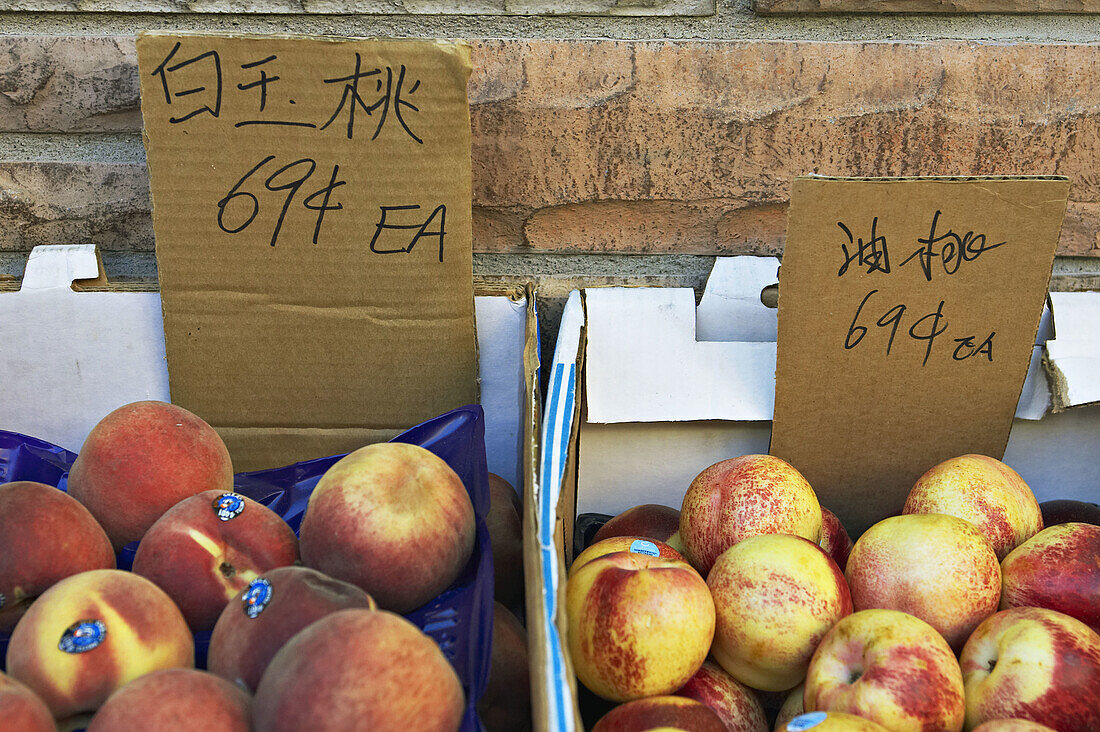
left=2, top=8, right=1099, bottom=368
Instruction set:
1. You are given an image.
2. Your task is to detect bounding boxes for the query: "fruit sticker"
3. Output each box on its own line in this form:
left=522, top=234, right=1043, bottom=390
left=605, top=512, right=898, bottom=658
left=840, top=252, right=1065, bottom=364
left=213, top=492, right=246, bottom=522
left=58, top=619, right=107, bottom=654
left=243, top=578, right=273, bottom=619
left=628, top=539, right=660, bottom=557
left=787, top=712, right=828, bottom=731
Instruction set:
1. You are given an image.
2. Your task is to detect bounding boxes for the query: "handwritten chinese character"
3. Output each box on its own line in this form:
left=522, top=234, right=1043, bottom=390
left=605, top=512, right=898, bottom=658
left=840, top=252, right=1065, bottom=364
left=151, top=42, right=222, bottom=124
left=320, top=55, right=423, bottom=143
left=900, top=210, right=1005, bottom=281
left=234, top=55, right=317, bottom=129
left=837, top=217, right=890, bottom=277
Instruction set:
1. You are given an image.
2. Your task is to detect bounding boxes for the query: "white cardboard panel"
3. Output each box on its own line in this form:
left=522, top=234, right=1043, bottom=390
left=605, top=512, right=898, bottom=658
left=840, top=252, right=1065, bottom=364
left=475, top=293, right=528, bottom=491
left=1016, top=346, right=1052, bottom=421
left=585, top=287, right=775, bottom=424
left=1, top=245, right=531, bottom=489
left=0, top=245, right=170, bottom=452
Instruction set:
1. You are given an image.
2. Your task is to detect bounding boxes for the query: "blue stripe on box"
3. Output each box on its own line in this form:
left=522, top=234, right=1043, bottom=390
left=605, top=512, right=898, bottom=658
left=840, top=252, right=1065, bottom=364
left=540, top=361, right=576, bottom=732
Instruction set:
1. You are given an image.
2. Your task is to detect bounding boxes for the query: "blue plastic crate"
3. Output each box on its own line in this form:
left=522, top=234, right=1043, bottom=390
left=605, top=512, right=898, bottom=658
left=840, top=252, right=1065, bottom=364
left=0, top=405, right=492, bottom=731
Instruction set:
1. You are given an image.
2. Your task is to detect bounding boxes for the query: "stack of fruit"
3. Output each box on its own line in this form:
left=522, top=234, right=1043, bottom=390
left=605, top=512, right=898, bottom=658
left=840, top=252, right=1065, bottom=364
left=0, top=400, right=486, bottom=732
left=568, top=454, right=1100, bottom=732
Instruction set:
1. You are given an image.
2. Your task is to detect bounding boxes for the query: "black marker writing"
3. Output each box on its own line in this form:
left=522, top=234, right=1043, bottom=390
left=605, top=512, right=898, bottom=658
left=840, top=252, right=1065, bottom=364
left=217, top=156, right=345, bottom=247
left=844, top=291, right=988, bottom=366
left=837, top=217, right=890, bottom=277
left=320, top=56, right=423, bottom=143
left=234, top=56, right=318, bottom=129
left=369, top=205, right=447, bottom=262
left=953, top=333, right=995, bottom=361
left=901, top=210, right=1006, bottom=281
left=152, top=42, right=223, bottom=124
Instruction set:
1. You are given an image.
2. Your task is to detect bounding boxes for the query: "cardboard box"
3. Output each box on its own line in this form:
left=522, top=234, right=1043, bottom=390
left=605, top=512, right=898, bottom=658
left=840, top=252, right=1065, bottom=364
left=533, top=254, right=1100, bottom=732
left=1, top=241, right=542, bottom=725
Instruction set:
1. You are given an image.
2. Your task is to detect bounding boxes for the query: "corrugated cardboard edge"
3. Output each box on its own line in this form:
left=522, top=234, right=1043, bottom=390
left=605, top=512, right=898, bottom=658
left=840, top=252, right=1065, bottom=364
left=998, top=183, right=1070, bottom=440
left=521, top=281, right=551, bottom=732
left=530, top=290, right=585, bottom=732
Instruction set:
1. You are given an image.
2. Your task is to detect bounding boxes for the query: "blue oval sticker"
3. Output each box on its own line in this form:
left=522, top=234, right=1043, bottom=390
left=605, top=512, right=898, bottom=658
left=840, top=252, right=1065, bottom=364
left=629, top=539, right=660, bottom=557
left=213, top=492, right=246, bottom=521
left=243, top=578, right=273, bottom=619
left=787, top=712, right=829, bottom=731
left=58, top=620, right=107, bottom=654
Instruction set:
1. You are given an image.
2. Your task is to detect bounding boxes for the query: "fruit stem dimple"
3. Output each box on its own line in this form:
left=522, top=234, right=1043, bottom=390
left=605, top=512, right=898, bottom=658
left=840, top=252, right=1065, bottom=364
left=849, top=668, right=863, bottom=684
left=220, top=562, right=236, bottom=578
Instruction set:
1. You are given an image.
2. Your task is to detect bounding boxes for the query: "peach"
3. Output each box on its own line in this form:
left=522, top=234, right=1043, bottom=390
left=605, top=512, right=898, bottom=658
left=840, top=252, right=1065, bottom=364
left=572, top=536, right=685, bottom=574
left=593, top=504, right=681, bottom=545
left=299, top=442, right=476, bottom=613
left=999, top=522, right=1100, bottom=634
left=680, top=455, right=822, bottom=577
left=252, top=608, right=464, bottom=732
left=846, top=514, right=1000, bottom=651
left=819, top=507, right=854, bottom=573
left=567, top=551, right=714, bottom=702
left=592, top=696, right=726, bottom=732
left=972, top=723, right=1056, bottom=732
left=960, top=607, right=1100, bottom=732
left=666, top=531, right=689, bottom=560
left=477, top=602, right=531, bottom=732
left=0, top=481, right=115, bottom=632
left=207, top=565, right=376, bottom=692
left=708, top=534, right=852, bottom=692
left=0, top=671, right=55, bottom=732
left=805, top=609, right=965, bottom=732
left=132, top=490, right=299, bottom=631
left=67, top=401, right=234, bottom=548
left=85, top=668, right=249, bottom=732
left=487, top=473, right=525, bottom=608
left=5, top=569, right=193, bottom=719
left=903, top=454, right=1042, bottom=560
left=675, top=660, right=768, bottom=732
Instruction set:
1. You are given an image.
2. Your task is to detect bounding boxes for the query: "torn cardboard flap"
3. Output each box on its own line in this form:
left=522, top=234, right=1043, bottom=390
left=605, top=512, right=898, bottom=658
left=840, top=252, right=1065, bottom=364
left=137, top=33, right=476, bottom=470
left=695, top=256, right=779, bottom=343
left=1045, top=291, right=1100, bottom=411
left=772, top=176, right=1070, bottom=534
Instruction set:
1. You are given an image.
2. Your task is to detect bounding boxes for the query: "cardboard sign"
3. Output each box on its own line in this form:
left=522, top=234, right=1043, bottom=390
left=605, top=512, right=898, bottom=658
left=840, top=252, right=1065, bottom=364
left=772, top=176, right=1069, bottom=534
left=137, top=33, right=477, bottom=470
